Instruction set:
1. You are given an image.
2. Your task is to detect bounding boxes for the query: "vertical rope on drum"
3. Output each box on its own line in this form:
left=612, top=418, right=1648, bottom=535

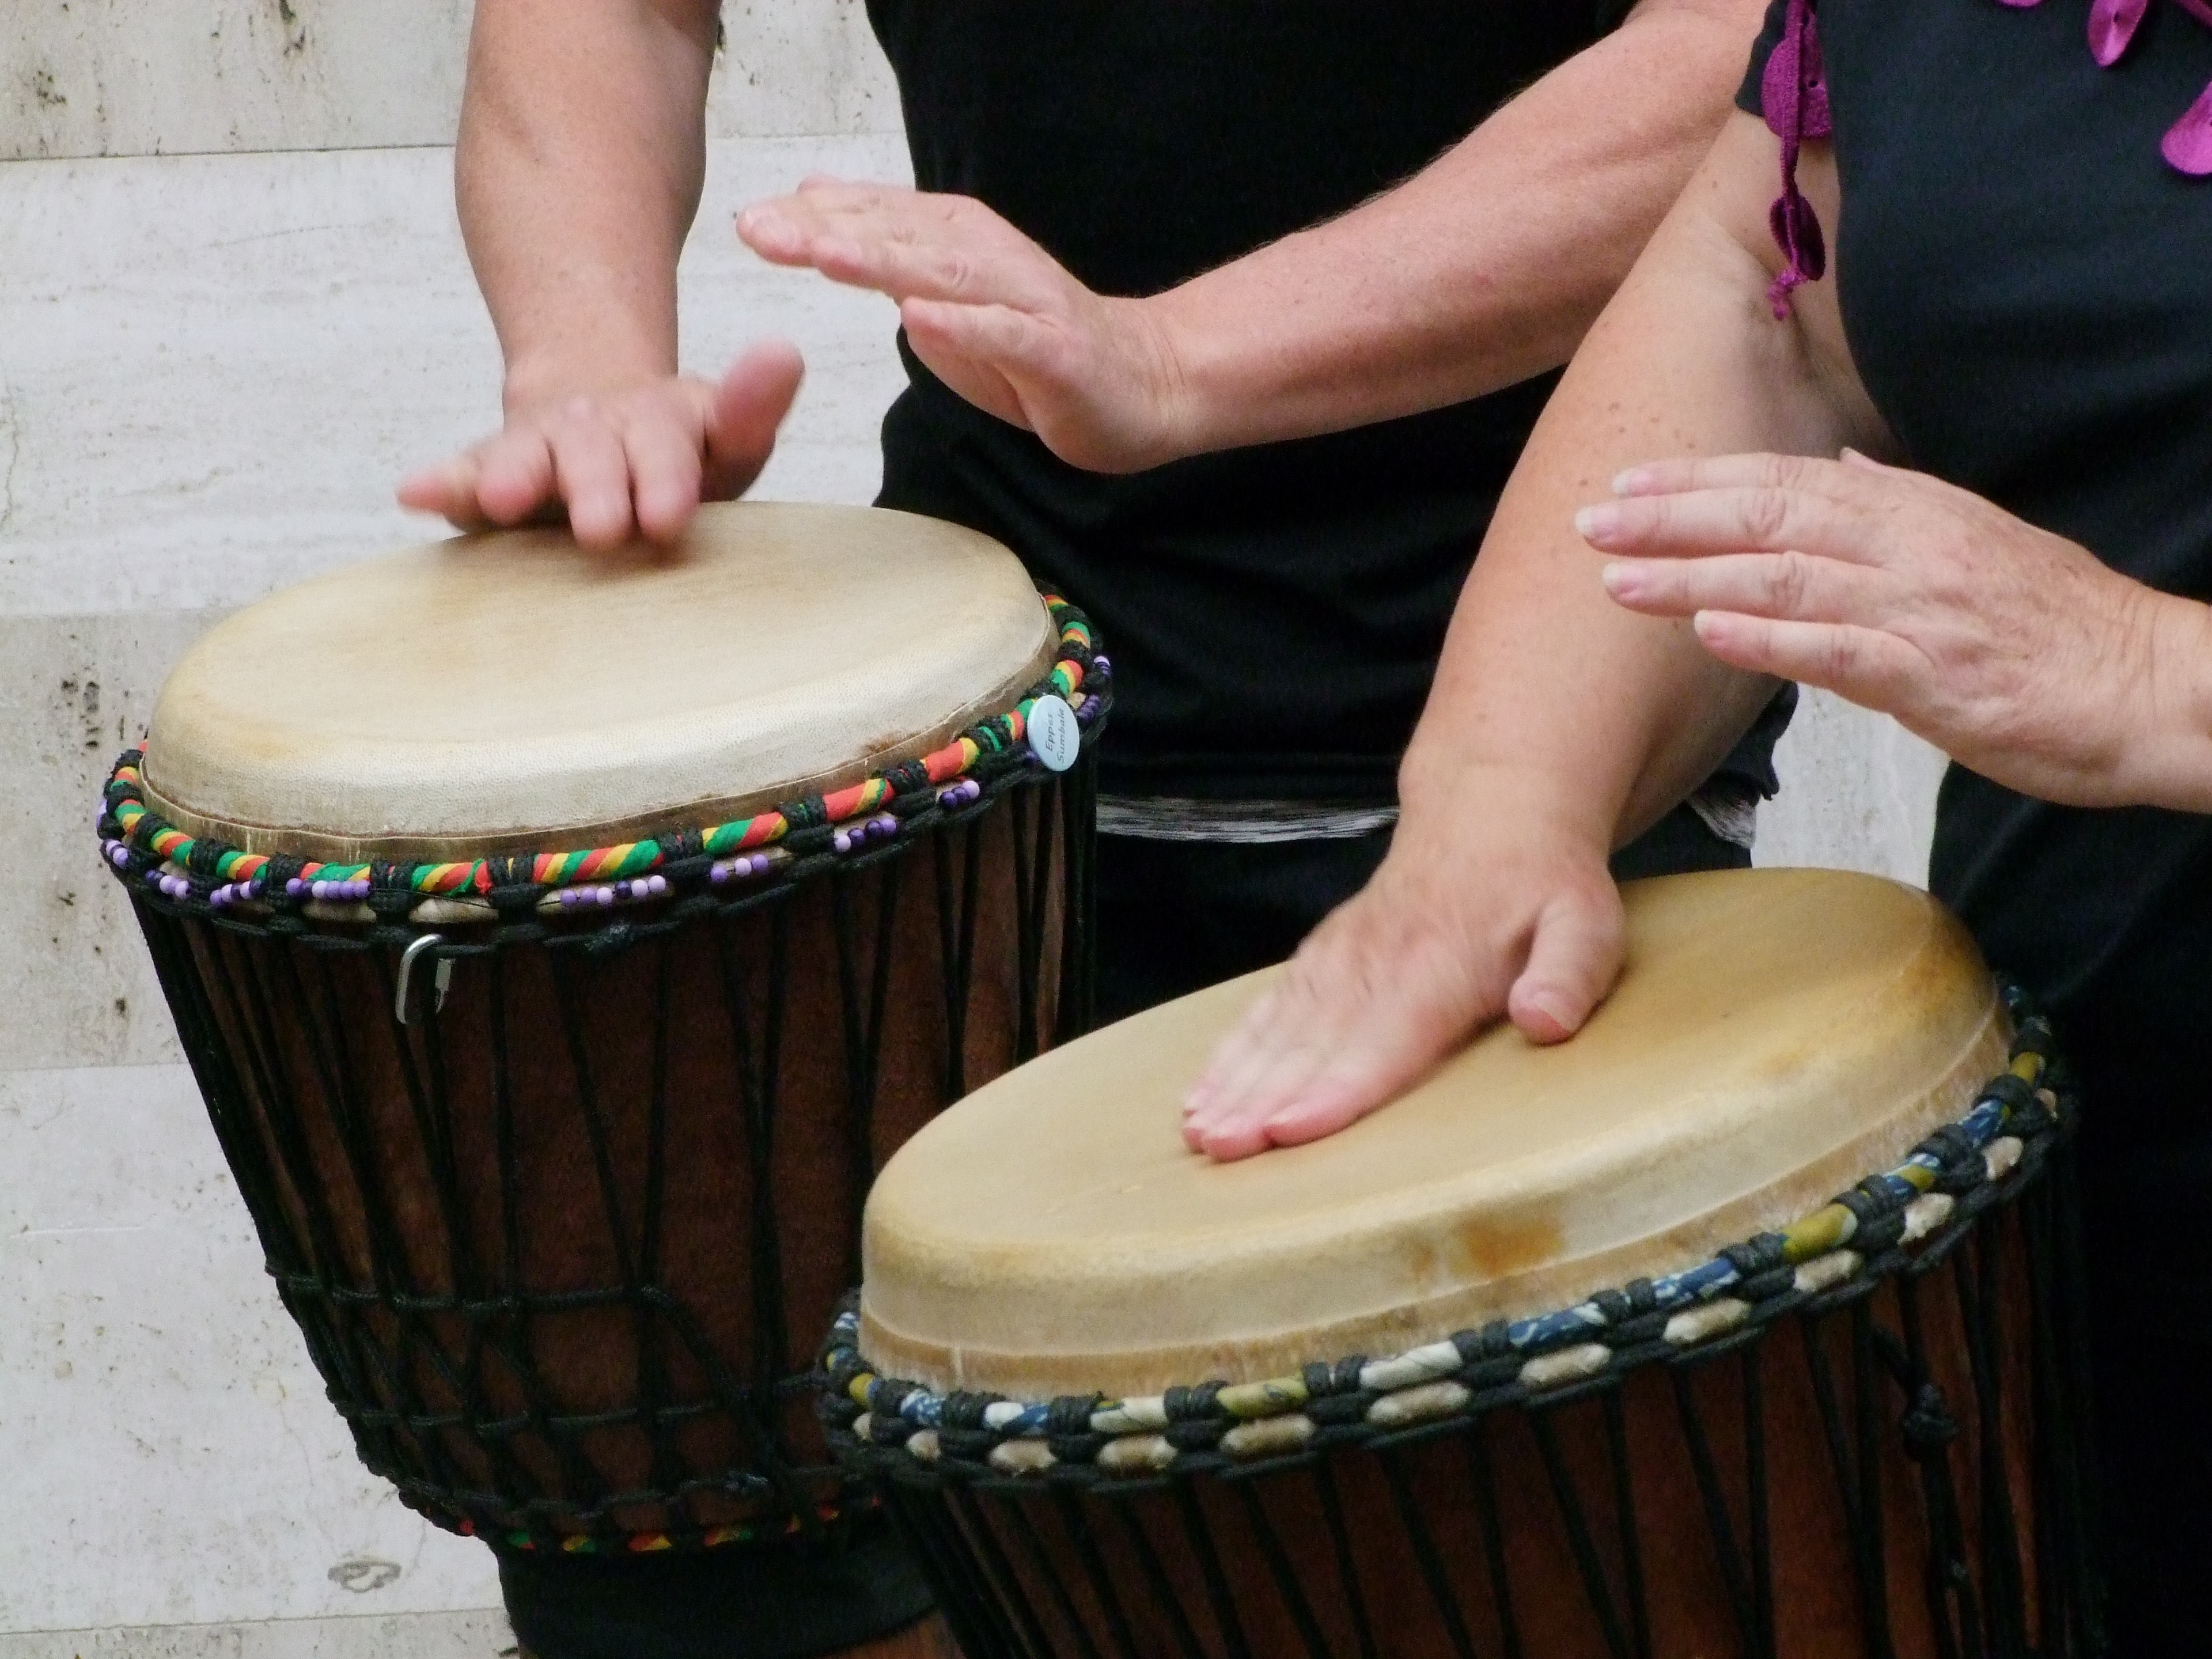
left=545, top=942, right=800, bottom=1534
left=1231, top=1476, right=1337, bottom=1659
left=868, top=859, right=903, bottom=1134
left=1009, top=1490, right=1108, bottom=1659
left=955, top=1480, right=1063, bottom=1659
left=710, top=906, right=784, bottom=1453
left=830, top=861, right=902, bottom=1293
left=188, top=924, right=393, bottom=1478
left=1600, top=1388, right=1654, bottom=1659
left=2047, top=1139, right=2107, bottom=1656
left=2021, top=1180, right=2066, bottom=1655
left=1956, top=1224, right=2028, bottom=1658
left=889, top=1485, right=1015, bottom=1659
left=486, top=950, right=571, bottom=1514
left=1853, top=1297, right=1895, bottom=1656
left=403, top=947, right=502, bottom=1498
left=1464, top=1419, right=1525, bottom=1659
left=932, top=827, right=969, bottom=1100
left=1174, top=1478, right=1258, bottom=1659
left=1741, top=1343, right=1776, bottom=1659
left=1008, top=786, right=1043, bottom=1063
left=1798, top=1311, right=1893, bottom=1659
left=351, top=945, right=490, bottom=1498
left=1112, top=1488, right=1221, bottom=1659
left=1055, top=764, right=1097, bottom=1043
left=1889, top=1277, right=1978, bottom=1659
left=2023, top=1164, right=2094, bottom=1656
left=529, top=948, right=641, bottom=1513
left=1028, top=774, right=1060, bottom=1060
left=958, top=817, right=987, bottom=1087
left=1312, top=1454, right=1382, bottom=1659
left=1377, top=1444, right=1480, bottom=1659
left=705, top=902, right=820, bottom=1528
left=633, top=935, right=690, bottom=1513
left=1668, top=1362, right=1762, bottom=1656
left=1053, top=1487, right=1148, bottom=1659
left=1531, top=1411, right=1633, bottom=1659
left=137, top=915, right=320, bottom=1354
left=150, top=914, right=398, bottom=1483
left=281, top=940, right=471, bottom=1501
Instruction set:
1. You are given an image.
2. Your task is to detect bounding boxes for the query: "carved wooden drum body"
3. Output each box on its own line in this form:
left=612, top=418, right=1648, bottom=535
left=100, top=503, right=1107, bottom=1559
left=826, top=870, right=2098, bottom=1659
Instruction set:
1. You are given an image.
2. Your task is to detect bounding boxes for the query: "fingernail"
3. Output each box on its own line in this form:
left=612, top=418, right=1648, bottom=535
left=1600, top=562, right=1641, bottom=599
left=1575, top=503, right=1623, bottom=545
left=1521, top=988, right=1574, bottom=1033
left=1611, top=467, right=1653, bottom=496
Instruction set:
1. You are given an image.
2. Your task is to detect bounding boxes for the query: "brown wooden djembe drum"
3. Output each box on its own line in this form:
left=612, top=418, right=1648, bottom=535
left=825, top=869, right=2101, bottom=1659
left=96, top=503, right=1105, bottom=1626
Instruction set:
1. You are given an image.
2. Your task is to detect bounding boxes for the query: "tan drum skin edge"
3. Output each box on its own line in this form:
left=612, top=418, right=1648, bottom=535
left=138, top=502, right=1057, bottom=863
left=858, top=868, right=2009, bottom=1400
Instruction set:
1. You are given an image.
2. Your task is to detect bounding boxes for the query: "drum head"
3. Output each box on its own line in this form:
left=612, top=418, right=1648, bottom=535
left=141, top=503, right=1056, bottom=861
left=859, top=868, right=2009, bottom=1398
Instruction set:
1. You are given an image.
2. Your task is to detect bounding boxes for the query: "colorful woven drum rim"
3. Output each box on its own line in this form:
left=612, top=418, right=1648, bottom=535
left=822, top=994, right=2069, bottom=1483
left=97, top=593, right=1105, bottom=928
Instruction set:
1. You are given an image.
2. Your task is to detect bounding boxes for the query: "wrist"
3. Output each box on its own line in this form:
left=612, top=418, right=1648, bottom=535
left=501, top=340, right=676, bottom=419
left=2129, top=590, right=2212, bottom=811
left=1122, top=286, right=1214, bottom=466
left=1397, top=751, right=1618, bottom=857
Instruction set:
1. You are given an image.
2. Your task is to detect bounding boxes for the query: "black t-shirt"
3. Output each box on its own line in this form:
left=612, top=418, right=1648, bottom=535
left=1736, top=2, right=2212, bottom=1103
left=865, top=0, right=1633, bottom=800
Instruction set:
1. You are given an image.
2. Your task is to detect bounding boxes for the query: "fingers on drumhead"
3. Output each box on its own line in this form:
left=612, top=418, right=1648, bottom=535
left=1508, top=885, right=1625, bottom=1046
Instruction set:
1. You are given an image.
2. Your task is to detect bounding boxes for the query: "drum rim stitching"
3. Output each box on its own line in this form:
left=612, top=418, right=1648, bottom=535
left=817, top=998, right=2070, bottom=1486
left=96, top=592, right=1105, bottom=927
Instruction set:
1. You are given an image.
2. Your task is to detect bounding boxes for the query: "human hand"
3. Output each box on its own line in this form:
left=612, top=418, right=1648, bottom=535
left=1180, top=779, right=1625, bottom=1161
left=396, top=340, right=804, bottom=550
left=738, top=179, right=1192, bottom=473
left=1586, top=450, right=2211, bottom=808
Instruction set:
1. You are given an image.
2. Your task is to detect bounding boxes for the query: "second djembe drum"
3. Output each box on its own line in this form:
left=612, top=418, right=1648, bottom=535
left=825, top=869, right=2099, bottom=1659
left=97, top=502, right=1106, bottom=1570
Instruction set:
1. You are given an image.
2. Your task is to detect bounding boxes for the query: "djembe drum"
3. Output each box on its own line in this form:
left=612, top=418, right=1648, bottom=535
left=824, top=869, right=2100, bottom=1659
left=96, top=504, right=1105, bottom=1620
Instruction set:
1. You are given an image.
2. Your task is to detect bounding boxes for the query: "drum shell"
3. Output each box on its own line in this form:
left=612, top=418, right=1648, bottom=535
left=867, top=1156, right=2097, bottom=1659
left=136, top=778, right=1089, bottom=1546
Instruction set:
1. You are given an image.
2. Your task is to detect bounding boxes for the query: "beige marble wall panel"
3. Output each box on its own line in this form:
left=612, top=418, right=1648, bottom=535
left=0, top=613, right=207, bottom=1072
left=1, top=2, right=473, bottom=160
left=2, top=0, right=899, bottom=161
left=1755, top=689, right=1946, bottom=884
left=0, top=135, right=911, bottom=619
left=0, top=1065, right=501, bottom=1630
left=711, top=0, right=903, bottom=139
left=0, top=1612, right=512, bottom=1658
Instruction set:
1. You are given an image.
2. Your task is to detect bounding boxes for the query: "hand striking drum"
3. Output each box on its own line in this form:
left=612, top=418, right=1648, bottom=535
left=96, top=503, right=1105, bottom=1650
left=824, top=869, right=2098, bottom=1659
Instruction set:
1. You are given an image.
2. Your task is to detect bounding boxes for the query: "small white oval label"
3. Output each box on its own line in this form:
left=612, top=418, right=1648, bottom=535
left=1028, top=695, right=1081, bottom=773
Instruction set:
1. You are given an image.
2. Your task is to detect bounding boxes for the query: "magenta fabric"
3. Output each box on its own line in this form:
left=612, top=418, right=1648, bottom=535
left=1760, top=0, right=1832, bottom=315
left=1760, top=0, right=2212, bottom=297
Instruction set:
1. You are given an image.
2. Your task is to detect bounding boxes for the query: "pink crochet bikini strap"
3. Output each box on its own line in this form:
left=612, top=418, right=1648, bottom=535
left=1760, top=0, right=1833, bottom=317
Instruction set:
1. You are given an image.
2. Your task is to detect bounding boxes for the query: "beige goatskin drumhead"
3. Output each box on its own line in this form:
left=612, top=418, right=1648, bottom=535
left=141, top=503, right=1056, bottom=861
left=859, top=868, right=2009, bottom=1398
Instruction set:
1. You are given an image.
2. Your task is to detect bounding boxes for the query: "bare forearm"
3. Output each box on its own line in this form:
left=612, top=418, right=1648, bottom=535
left=1400, top=115, right=1885, bottom=845
left=1149, top=0, right=1768, bottom=453
left=457, top=0, right=719, bottom=410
